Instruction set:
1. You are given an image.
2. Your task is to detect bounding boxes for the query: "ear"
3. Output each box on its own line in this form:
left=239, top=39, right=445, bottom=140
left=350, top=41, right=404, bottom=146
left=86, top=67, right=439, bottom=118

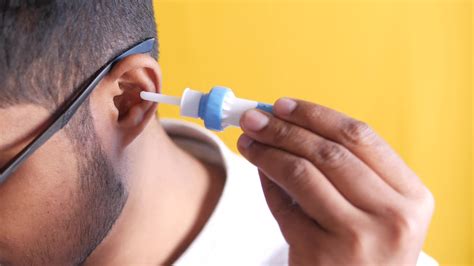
left=90, top=54, right=161, bottom=150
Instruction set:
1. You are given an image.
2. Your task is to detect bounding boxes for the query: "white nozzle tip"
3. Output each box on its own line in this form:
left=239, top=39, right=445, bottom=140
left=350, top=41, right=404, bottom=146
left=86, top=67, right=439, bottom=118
left=140, top=91, right=181, bottom=106
left=140, top=91, right=156, bottom=101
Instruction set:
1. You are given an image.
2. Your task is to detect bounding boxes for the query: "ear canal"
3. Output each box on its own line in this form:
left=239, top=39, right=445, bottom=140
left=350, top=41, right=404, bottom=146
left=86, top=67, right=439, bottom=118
left=113, top=82, right=144, bottom=121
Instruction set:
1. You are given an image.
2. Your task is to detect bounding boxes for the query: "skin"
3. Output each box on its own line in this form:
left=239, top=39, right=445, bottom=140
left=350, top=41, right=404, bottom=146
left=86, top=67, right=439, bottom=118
left=0, top=54, right=225, bottom=265
left=238, top=98, right=435, bottom=265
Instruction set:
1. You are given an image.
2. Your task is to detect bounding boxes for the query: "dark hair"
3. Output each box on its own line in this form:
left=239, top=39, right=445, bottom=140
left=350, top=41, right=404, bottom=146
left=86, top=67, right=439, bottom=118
left=0, top=0, right=159, bottom=109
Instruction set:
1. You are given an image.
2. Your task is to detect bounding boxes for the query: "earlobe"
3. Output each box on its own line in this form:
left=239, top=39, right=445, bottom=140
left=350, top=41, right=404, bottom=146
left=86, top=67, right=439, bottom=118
left=95, top=53, right=161, bottom=147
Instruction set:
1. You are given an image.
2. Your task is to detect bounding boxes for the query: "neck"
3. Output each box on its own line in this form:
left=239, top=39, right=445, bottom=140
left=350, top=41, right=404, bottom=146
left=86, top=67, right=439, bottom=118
left=85, top=120, right=225, bottom=265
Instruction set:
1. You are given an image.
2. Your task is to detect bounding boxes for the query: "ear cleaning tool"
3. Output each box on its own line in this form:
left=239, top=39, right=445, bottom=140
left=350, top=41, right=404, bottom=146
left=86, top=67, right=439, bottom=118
left=140, top=86, right=273, bottom=131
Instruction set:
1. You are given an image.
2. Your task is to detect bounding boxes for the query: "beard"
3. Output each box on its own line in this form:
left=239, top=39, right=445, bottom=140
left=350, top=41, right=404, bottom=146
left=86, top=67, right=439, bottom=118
left=21, top=118, right=128, bottom=266
left=71, top=139, right=128, bottom=265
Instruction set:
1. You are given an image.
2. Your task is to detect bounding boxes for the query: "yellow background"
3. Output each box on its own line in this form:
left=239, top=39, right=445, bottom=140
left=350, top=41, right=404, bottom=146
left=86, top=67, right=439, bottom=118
left=154, top=0, right=472, bottom=265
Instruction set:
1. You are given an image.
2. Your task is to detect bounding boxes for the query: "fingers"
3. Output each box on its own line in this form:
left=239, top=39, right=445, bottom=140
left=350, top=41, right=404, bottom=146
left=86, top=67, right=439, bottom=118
left=237, top=135, right=364, bottom=233
left=240, top=110, right=401, bottom=213
left=258, top=170, right=325, bottom=246
left=272, top=98, right=424, bottom=196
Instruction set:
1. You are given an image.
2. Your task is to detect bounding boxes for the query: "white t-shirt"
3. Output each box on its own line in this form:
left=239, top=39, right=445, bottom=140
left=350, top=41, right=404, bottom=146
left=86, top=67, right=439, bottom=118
left=161, top=119, right=438, bottom=266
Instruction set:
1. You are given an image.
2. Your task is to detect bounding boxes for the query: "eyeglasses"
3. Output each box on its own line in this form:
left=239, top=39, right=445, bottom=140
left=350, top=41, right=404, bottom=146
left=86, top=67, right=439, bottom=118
left=0, top=38, right=156, bottom=185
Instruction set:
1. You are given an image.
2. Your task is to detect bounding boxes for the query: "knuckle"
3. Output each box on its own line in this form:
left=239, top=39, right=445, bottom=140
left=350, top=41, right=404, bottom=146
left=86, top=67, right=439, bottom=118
left=383, top=190, right=434, bottom=248
left=271, top=123, right=291, bottom=145
left=314, top=142, right=348, bottom=167
left=345, top=229, right=368, bottom=259
left=419, top=188, right=436, bottom=216
left=386, top=207, right=418, bottom=244
left=282, top=158, right=312, bottom=189
left=306, top=104, right=325, bottom=121
left=341, top=120, right=377, bottom=146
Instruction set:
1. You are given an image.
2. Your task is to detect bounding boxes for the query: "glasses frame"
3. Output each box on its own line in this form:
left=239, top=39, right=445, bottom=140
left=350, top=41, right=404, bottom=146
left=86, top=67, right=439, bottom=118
left=0, top=38, right=156, bottom=184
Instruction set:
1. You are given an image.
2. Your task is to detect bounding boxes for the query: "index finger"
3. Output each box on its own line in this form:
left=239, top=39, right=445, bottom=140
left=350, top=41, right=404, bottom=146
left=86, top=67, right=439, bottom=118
left=272, top=98, right=424, bottom=196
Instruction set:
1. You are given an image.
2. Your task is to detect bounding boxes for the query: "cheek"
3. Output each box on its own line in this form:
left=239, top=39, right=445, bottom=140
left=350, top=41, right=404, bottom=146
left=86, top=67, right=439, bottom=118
left=0, top=132, right=79, bottom=257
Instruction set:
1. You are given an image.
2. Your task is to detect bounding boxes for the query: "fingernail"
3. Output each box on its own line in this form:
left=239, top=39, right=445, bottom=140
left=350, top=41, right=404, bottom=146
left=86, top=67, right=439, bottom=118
left=238, top=135, right=254, bottom=149
left=242, top=110, right=269, bottom=131
left=274, top=98, right=297, bottom=115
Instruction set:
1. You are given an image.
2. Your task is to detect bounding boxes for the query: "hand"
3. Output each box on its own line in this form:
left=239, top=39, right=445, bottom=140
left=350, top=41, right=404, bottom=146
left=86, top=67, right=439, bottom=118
left=237, top=98, right=434, bottom=265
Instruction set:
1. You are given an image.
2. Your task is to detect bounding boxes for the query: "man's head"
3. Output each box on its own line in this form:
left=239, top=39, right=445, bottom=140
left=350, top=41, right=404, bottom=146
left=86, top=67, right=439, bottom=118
left=0, top=1, right=161, bottom=264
